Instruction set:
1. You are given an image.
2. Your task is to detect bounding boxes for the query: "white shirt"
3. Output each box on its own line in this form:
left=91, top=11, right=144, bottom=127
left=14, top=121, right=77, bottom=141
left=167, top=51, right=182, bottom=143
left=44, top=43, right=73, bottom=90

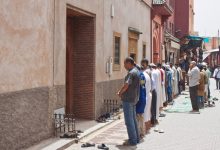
left=213, top=68, right=220, bottom=79
left=188, top=66, right=200, bottom=87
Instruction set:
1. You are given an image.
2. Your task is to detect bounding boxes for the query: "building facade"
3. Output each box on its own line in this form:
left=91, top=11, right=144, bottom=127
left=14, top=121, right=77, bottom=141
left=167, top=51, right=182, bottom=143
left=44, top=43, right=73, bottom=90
left=164, top=0, right=180, bottom=64
left=151, top=0, right=174, bottom=63
left=204, top=37, right=220, bottom=69
left=175, top=0, right=195, bottom=39
left=0, top=0, right=152, bottom=149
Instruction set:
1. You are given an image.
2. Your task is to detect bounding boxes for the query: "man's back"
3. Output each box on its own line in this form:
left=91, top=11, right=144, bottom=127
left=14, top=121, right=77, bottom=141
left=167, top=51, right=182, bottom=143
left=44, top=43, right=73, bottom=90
left=188, top=66, right=200, bottom=87
left=143, top=71, right=151, bottom=94
left=122, top=67, right=140, bottom=104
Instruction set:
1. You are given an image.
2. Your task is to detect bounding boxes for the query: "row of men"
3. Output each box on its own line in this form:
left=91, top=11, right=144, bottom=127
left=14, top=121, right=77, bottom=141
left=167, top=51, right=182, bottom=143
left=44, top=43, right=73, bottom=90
left=117, top=57, right=184, bottom=146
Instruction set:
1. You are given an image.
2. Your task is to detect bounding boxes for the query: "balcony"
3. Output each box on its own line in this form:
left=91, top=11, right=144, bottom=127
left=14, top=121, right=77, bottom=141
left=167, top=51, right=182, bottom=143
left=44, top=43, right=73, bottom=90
left=152, top=0, right=174, bottom=16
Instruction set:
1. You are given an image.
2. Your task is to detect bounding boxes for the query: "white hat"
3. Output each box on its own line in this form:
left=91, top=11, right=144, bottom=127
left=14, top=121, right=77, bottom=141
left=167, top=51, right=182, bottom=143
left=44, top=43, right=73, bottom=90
left=149, top=63, right=156, bottom=67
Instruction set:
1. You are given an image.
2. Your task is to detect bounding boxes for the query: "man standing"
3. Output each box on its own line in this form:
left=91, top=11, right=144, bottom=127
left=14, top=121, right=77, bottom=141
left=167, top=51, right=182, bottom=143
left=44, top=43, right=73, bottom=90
left=157, top=64, right=166, bottom=107
left=149, top=63, right=158, bottom=125
left=136, top=69, right=146, bottom=139
left=204, top=64, right=211, bottom=99
left=141, top=59, right=152, bottom=132
left=197, top=65, right=206, bottom=109
left=117, top=57, right=140, bottom=146
left=176, top=64, right=183, bottom=94
left=165, top=65, right=173, bottom=103
left=188, top=61, right=200, bottom=112
left=213, top=65, right=220, bottom=90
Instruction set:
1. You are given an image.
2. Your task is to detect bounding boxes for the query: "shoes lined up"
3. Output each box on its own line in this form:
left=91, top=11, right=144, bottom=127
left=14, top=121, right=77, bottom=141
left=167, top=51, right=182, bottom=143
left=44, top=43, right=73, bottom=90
left=81, top=143, right=109, bottom=150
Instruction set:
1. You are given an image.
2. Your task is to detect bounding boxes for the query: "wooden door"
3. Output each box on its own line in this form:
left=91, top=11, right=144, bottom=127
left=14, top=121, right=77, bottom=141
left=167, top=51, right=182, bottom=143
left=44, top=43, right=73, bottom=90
left=128, top=32, right=138, bottom=62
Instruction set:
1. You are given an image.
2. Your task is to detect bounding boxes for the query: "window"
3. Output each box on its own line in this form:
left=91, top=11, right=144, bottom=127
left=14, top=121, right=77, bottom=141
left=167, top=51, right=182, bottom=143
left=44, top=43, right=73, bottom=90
left=143, top=43, right=146, bottom=59
left=113, top=32, right=121, bottom=71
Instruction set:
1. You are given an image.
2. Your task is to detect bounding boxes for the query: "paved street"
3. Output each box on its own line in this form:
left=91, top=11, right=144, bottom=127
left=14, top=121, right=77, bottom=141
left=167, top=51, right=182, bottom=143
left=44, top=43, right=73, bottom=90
left=66, top=78, right=220, bottom=150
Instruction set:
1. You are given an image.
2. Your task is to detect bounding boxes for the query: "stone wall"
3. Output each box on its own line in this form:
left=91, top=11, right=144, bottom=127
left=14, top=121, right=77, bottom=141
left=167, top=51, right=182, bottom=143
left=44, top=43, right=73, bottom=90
left=95, top=79, right=124, bottom=118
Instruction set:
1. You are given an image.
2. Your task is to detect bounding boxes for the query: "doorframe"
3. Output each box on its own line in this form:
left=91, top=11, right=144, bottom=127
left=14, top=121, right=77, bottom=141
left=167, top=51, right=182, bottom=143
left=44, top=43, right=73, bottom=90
left=65, top=4, right=96, bottom=119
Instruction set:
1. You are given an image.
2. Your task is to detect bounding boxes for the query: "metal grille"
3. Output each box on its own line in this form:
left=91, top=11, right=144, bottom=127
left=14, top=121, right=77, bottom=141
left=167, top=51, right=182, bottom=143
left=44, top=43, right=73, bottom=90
left=54, top=114, right=76, bottom=137
left=103, top=99, right=122, bottom=120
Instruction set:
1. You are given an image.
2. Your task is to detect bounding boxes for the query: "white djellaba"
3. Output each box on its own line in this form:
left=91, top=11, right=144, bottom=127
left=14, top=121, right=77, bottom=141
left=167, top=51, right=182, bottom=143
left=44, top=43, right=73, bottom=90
left=143, top=71, right=152, bottom=122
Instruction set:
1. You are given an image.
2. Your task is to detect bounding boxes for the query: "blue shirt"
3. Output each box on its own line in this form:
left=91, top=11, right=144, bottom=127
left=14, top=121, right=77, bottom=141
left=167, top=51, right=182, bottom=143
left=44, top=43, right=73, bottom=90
left=136, top=72, right=146, bottom=114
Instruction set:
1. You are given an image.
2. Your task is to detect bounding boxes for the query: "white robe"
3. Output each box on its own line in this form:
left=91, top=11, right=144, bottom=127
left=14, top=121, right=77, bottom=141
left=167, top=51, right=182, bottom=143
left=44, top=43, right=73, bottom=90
left=155, top=69, right=162, bottom=119
left=143, top=71, right=152, bottom=122
left=172, top=66, right=178, bottom=96
left=160, top=69, right=166, bottom=103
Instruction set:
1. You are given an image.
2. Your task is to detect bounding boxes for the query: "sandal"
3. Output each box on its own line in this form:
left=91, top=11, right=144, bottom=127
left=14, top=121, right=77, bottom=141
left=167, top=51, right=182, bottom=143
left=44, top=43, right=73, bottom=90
left=81, top=142, right=95, bottom=148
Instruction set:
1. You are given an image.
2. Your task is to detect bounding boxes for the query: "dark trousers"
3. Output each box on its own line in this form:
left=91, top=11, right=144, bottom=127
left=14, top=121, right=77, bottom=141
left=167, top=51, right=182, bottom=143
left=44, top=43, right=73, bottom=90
left=168, top=92, right=172, bottom=102
left=189, top=85, right=199, bottom=111
left=151, top=89, right=157, bottom=125
left=178, top=81, right=181, bottom=94
left=208, top=85, right=210, bottom=98
left=216, top=79, right=220, bottom=89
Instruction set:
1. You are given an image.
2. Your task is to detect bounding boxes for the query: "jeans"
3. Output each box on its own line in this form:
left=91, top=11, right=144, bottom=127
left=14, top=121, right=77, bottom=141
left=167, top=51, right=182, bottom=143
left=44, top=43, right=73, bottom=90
left=197, top=96, right=204, bottom=108
left=189, top=85, right=199, bottom=111
left=122, top=101, right=139, bottom=145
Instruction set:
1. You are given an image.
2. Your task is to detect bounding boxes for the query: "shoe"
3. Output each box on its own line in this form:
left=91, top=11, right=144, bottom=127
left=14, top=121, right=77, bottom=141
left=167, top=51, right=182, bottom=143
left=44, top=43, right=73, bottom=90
left=154, top=128, right=159, bottom=132
left=158, top=129, right=165, bottom=133
left=98, top=143, right=109, bottom=150
left=189, top=110, right=200, bottom=114
left=122, top=141, right=136, bottom=146
left=159, top=113, right=166, bottom=117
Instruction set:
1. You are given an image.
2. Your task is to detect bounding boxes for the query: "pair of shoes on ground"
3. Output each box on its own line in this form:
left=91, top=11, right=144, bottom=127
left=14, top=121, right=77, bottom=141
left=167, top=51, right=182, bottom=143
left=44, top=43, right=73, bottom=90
left=60, top=132, right=79, bottom=138
left=213, top=97, right=219, bottom=101
left=81, top=143, right=109, bottom=150
left=154, top=128, right=164, bottom=133
left=96, top=113, right=112, bottom=123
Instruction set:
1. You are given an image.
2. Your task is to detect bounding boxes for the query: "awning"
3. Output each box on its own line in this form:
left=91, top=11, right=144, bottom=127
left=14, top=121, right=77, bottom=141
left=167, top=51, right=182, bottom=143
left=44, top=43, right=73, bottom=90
left=203, top=49, right=219, bottom=60
left=171, top=41, right=180, bottom=49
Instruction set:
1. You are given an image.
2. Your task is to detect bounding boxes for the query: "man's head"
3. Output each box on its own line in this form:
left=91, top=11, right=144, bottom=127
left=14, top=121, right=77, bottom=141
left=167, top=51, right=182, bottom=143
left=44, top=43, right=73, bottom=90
left=175, top=63, right=179, bottom=68
left=141, top=58, right=149, bottom=70
left=157, top=63, right=162, bottom=69
left=124, top=57, right=135, bottom=71
left=190, top=61, right=197, bottom=68
left=149, top=63, right=157, bottom=69
left=170, top=63, right=173, bottom=68
left=202, top=62, right=207, bottom=70
left=197, top=64, right=203, bottom=71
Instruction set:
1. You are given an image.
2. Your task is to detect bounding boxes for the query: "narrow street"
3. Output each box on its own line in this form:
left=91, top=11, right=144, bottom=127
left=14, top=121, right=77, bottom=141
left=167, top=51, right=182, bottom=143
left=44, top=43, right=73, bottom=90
left=66, top=79, right=220, bottom=150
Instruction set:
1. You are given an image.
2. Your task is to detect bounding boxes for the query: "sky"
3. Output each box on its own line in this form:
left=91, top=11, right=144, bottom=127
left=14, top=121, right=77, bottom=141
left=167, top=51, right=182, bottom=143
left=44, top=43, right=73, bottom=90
left=194, top=0, right=220, bottom=37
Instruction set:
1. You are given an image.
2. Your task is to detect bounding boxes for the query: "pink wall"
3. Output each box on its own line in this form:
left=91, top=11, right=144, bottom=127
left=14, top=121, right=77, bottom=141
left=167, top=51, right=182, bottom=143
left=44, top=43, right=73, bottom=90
left=175, top=0, right=190, bottom=38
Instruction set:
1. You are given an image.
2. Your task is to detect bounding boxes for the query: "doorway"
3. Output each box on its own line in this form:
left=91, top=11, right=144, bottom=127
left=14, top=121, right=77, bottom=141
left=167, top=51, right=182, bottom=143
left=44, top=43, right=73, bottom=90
left=66, top=7, right=95, bottom=119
